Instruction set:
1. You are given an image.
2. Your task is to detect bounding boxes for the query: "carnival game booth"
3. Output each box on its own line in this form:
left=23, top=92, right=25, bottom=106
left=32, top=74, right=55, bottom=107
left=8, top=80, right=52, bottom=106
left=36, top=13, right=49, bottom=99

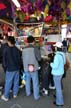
left=0, top=0, right=71, bottom=50
left=15, top=22, right=44, bottom=50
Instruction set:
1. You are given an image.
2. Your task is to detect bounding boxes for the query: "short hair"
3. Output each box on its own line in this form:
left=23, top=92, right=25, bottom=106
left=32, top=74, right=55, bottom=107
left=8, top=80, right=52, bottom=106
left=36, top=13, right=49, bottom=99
left=51, top=45, right=55, bottom=52
left=8, top=36, right=15, bottom=45
left=27, top=36, right=35, bottom=43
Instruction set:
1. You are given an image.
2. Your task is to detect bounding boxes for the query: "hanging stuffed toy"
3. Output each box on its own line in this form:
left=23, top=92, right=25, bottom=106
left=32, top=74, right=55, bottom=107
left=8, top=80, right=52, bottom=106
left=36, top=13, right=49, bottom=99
left=44, top=15, right=53, bottom=22
left=44, top=4, right=49, bottom=18
left=21, top=0, right=33, bottom=14
left=34, top=0, right=44, bottom=11
left=66, top=0, right=71, bottom=16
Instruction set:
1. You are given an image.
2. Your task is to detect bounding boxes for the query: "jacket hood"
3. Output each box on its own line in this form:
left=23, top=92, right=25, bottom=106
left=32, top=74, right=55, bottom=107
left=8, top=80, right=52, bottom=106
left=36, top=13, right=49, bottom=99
left=55, top=51, right=64, bottom=55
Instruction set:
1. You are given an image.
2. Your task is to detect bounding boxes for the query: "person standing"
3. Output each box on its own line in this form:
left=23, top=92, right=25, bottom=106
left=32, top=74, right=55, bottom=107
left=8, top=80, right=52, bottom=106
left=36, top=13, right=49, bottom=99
left=22, top=36, right=41, bottom=100
left=62, top=38, right=67, bottom=53
left=1, top=36, right=22, bottom=101
left=50, top=42, right=66, bottom=106
left=48, top=45, right=55, bottom=90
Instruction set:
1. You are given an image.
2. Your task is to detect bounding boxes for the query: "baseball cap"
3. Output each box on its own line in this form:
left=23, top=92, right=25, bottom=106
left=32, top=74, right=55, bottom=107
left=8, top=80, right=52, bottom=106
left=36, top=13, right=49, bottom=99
left=53, top=42, right=63, bottom=48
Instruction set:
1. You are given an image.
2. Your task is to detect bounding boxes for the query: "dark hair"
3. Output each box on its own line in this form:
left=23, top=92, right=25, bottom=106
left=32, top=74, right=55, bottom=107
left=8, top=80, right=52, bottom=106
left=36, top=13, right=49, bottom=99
left=8, top=36, right=15, bottom=45
left=57, top=47, right=63, bottom=51
left=27, top=36, right=35, bottom=43
left=51, top=45, right=55, bottom=52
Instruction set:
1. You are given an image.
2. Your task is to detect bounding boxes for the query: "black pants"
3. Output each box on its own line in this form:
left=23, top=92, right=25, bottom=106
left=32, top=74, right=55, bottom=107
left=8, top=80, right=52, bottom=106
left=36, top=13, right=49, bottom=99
left=48, top=69, right=54, bottom=87
left=41, top=60, right=49, bottom=90
left=42, top=71, right=48, bottom=90
left=42, top=65, right=54, bottom=90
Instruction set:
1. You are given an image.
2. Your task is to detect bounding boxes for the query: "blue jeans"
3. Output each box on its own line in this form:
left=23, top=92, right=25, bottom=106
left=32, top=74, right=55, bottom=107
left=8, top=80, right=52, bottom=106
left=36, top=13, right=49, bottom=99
left=63, top=46, right=67, bottom=53
left=25, top=71, right=40, bottom=100
left=4, top=71, right=19, bottom=98
left=53, top=75, right=64, bottom=105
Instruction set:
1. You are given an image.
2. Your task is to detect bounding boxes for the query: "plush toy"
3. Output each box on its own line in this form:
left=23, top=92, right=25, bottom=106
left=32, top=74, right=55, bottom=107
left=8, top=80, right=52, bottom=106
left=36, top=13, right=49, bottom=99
left=21, top=1, right=33, bottom=14
left=44, top=4, right=49, bottom=18
left=16, top=10, right=25, bottom=22
left=24, top=12, right=30, bottom=22
left=66, top=0, right=71, bottom=16
left=34, top=0, right=43, bottom=11
left=44, top=15, right=53, bottom=22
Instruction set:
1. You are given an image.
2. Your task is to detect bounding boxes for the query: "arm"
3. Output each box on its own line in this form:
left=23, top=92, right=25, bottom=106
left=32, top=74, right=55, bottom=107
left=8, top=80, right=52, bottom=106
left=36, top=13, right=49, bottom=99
left=2, top=49, right=7, bottom=71
left=34, top=47, right=41, bottom=62
left=50, top=55, right=59, bottom=69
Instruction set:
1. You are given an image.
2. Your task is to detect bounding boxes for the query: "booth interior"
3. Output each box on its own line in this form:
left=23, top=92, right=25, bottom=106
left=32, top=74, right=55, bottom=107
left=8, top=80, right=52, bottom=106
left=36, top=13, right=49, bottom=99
left=0, top=0, right=71, bottom=56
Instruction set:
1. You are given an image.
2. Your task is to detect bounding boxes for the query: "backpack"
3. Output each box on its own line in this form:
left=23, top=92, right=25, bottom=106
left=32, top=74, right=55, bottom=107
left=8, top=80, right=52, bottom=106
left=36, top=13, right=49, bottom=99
left=59, top=54, right=70, bottom=78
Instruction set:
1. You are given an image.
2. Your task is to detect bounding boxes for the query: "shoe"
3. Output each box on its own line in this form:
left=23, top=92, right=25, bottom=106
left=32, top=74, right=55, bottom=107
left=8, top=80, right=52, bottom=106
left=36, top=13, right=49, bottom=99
left=53, top=101, right=64, bottom=106
left=49, top=85, right=55, bottom=90
left=42, top=89, right=48, bottom=96
left=19, top=85, right=24, bottom=88
left=44, top=90, right=48, bottom=95
left=53, top=94, right=56, bottom=98
left=35, top=96, right=40, bottom=101
left=0, top=86, right=3, bottom=90
left=13, top=95, right=17, bottom=98
left=1, top=95, right=8, bottom=101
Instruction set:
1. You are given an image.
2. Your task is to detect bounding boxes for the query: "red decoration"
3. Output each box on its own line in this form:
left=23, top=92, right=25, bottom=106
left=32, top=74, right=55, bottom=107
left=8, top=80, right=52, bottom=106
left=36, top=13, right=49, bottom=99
left=24, top=15, right=30, bottom=22
left=44, top=15, right=53, bottom=22
left=0, top=3, right=6, bottom=10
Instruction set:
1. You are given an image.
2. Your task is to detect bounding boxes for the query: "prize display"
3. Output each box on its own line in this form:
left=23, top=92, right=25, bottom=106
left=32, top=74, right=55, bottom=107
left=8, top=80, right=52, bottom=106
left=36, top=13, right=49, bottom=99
left=15, top=22, right=44, bottom=48
left=0, top=0, right=71, bottom=50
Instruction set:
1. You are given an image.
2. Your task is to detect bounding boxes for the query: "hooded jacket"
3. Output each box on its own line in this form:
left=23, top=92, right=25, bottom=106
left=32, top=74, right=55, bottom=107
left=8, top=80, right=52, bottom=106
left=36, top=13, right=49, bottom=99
left=50, top=51, right=66, bottom=76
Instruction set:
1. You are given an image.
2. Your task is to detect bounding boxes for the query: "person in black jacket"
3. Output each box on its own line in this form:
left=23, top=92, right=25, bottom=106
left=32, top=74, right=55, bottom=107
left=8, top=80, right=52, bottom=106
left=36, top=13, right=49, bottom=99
left=41, top=45, right=55, bottom=96
left=1, top=36, right=22, bottom=101
left=62, top=38, right=67, bottom=53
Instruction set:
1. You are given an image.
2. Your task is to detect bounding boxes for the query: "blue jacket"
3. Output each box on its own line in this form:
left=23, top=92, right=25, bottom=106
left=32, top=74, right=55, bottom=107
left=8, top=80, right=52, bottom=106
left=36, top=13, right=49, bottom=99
left=50, top=51, right=66, bottom=76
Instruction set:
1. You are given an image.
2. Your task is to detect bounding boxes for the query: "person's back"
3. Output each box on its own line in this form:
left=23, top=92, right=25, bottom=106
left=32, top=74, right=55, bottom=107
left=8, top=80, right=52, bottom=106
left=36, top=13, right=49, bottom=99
left=22, top=45, right=40, bottom=72
left=3, top=45, right=21, bottom=71
left=22, top=36, right=41, bottom=100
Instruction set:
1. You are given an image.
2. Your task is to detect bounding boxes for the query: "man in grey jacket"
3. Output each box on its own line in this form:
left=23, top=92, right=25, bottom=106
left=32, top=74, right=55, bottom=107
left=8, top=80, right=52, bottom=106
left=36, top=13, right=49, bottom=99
left=22, top=36, right=41, bottom=100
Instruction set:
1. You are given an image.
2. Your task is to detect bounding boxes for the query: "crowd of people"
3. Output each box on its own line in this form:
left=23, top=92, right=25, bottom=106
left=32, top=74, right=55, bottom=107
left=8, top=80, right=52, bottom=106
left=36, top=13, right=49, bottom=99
left=0, top=35, right=68, bottom=106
